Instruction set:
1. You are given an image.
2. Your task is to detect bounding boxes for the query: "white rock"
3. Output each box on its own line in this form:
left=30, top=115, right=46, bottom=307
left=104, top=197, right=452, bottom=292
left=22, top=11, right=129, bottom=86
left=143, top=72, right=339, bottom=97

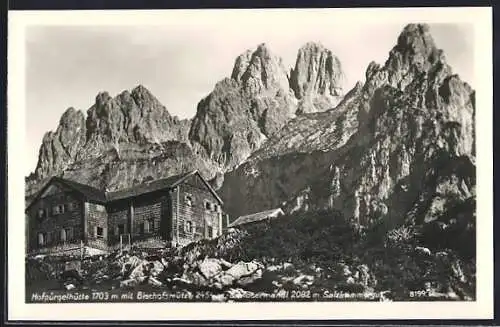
left=198, top=258, right=223, bottom=279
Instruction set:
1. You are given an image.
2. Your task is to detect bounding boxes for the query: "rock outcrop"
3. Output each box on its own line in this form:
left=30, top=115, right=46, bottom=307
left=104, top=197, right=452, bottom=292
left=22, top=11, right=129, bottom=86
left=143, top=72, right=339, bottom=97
left=82, top=85, right=190, bottom=160
left=34, top=107, right=87, bottom=179
left=189, top=43, right=298, bottom=170
left=290, top=42, right=344, bottom=114
left=27, top=85, right=201, bottom=198
left=27, top=42, right=346, bottom=198
left=220, top=24, right=475, bottom=230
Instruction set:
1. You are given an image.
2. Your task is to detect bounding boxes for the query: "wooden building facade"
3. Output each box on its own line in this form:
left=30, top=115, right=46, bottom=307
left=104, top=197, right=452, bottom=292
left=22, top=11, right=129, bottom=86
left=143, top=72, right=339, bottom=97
left=25, top=170, right=224, bottom=254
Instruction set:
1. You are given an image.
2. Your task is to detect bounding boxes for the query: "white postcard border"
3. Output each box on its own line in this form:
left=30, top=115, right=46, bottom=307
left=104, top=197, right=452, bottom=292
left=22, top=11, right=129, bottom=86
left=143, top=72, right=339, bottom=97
left=7, top=7, right=493, bottom=321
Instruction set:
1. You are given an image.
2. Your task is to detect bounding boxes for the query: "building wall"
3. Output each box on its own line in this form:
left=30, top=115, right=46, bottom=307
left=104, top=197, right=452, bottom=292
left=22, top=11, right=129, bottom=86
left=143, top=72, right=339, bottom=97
left=107, top=200, right=129, bottom=245
left=86, top=202, right=108, bottom=250
left=173, top=174, right=223, bottom=246
left=106, top=192, right=172, bottom=246
left=130, top=193, right=168, bottom=241
left=27, top=184, right=84, bottom=252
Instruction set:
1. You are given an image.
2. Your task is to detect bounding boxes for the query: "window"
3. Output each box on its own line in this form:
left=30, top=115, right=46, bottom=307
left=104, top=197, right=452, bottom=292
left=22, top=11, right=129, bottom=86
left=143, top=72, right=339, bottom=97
left=65, top=227, right=74, bottom=241
left=185, top=194, right=193, bottom=206
left=64, top=202, right=78, bottom=212
left=184, top=221, right=193, bottom=234
left=118, top=224, right=125, bottom=235
left=96, top=227, right=104, bottom=238
left=139, top=221, right=150, bottom=234
left=37, top=209, right=46, bottom=219
left=205, top=201, right=212, bottom=211
left=46, top=231, right=52, bottom=244
left=52, top=204, right=65, bottom=215
left=37, top=233, right=45, bottom=246
left=60, top=229, right=67, bottom=242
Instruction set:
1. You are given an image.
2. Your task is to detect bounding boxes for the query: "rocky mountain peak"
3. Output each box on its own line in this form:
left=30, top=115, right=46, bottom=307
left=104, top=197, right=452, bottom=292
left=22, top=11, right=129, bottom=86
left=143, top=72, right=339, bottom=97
left=58, top=107, right=84, bottom=127
left=130, top=84, right=163, bottom=109
left=189, top=43, right=297, bottom=170
left=375, top=23, right=452, bottom=91
left=394, top=23, right=436, bottom=56
left=32, top=86, right=192, bottom=182
left=34, top=107, right=87, bottom=179
left=290, top=41, right=344, bottom=114
left=230, top=43, right=291, bottom=96
left=219, top=23, right=476, bottom=234
left=95, top=91, right=112, bottom=107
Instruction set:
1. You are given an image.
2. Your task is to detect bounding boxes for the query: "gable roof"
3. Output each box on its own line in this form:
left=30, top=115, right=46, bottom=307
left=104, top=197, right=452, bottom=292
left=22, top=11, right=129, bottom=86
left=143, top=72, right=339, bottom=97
left=57, top=177, right=107, bottom=203
left=25, top=176, right=106, bottom=211
left=107, top=170, right=222, bottom=203
left=228, top=208, right=284, bottom=228
left=26, top=170, right=223, bottom=211
left=107, top=171, right=193, bottom=201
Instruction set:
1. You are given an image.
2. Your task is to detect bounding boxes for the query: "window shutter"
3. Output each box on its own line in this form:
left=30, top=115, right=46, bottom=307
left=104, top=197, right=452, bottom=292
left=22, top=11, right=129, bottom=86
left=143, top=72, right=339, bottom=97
left=60, top=229, right=66, bottom=242
left=66, top=228, right=73, bottom=241
left=103, top=227, right=107, bottom=238
left=93, top=226, right=97, bottom=238
left=38, top=233, right=44, bottom=246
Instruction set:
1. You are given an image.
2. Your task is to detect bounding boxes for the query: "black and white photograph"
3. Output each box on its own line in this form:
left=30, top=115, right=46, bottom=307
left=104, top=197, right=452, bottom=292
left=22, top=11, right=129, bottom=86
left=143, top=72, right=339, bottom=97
left=7, top=7, right=493, bottom=321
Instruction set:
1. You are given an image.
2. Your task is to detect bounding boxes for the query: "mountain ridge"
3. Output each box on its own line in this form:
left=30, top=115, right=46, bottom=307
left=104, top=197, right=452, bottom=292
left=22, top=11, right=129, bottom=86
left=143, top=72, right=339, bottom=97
left=26, top=41, right=345, bottom=199
left=26, top=24, right=475, bottom=236
left=218, top=23, right=475, bottom=230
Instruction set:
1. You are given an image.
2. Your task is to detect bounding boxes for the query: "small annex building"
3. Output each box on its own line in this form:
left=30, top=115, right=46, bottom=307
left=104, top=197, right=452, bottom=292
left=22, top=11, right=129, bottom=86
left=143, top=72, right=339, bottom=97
left=228, top=208, right=285, bottom=228
left=25, top=170, right=225, bottom=255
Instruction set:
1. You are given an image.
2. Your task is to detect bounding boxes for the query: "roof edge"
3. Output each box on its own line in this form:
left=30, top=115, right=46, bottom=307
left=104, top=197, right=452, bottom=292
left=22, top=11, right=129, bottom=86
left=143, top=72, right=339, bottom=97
left=26, top=170, right=224, bottom=211
left=171, top=170, right=224, bottom=204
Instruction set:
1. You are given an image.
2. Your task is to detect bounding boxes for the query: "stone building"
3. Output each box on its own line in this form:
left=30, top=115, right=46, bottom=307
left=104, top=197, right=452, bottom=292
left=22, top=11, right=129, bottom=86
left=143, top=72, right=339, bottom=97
left=25, top=170, right=224, bottom=254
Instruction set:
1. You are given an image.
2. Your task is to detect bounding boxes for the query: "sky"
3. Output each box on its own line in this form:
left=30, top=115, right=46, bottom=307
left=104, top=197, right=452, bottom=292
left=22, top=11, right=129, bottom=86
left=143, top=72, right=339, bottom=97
left=24, top=15, right=474, bottom=176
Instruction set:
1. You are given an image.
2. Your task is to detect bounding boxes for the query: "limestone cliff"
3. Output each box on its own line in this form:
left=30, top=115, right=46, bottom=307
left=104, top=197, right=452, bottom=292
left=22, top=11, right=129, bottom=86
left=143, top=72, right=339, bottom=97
left=188, top=43, right=298, bottom=170
left=26, top=85, right=196, bottom=199
left=290, top=42, right=344, bottom=114
left=220, top=24, right=475, bottom=231
left=27, top=42, right=345, bottom=199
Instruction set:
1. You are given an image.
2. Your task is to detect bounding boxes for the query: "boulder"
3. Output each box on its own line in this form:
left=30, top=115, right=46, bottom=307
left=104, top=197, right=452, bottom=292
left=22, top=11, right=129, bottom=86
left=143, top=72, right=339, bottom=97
left=226, top=261, right=262, bottom=279
left=128, top=260, right=151, bottom=280
left=236, top=268, right=263, bottom=287
left=213, top=273, right=235, bottom=288
left=219, top=258, right=234, bottom=269
left=182, top=271, right=209, bottom=287
left=151, top=260, right=165, bottom=277
left=198, top=258, right=223, bottom=279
